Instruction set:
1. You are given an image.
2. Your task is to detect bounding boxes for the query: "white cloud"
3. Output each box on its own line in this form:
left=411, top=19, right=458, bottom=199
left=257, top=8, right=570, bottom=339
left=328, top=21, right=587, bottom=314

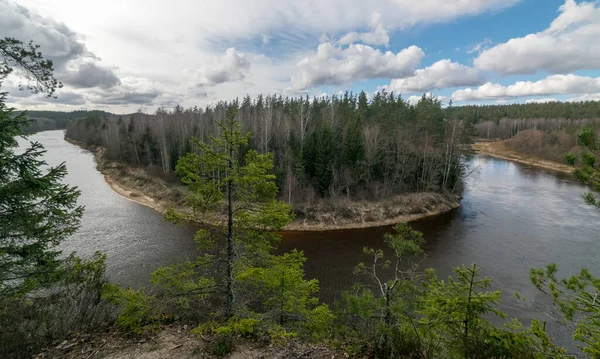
left=452, top=74, right=600, bottom=101
left=193, top=48, right=250, bottom=86
left=567, top=93, right=600, bottom=102
left=339, top=12, right=390, bottom=46
left=474, top=0, right=600, bottom=74
left=261, top=34, right=270, bottom=45
left=386, top=59, right=484, bottom=93
left=0, top=0, right=120, bottom=90
left=467, top=38, right=492, bottom=54
left=407, top=93, right=448, bottom=105
left=291, top=43, right=424, bottom=90
left=6, top=0, right=524, bottom=112
left=525, top=98, right=558, bottom=104
left=16, top=0, right=519, bottom=49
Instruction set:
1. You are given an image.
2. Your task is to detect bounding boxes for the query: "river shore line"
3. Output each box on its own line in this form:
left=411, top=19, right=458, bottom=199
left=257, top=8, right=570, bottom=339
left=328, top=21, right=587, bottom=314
left=472, top=141, right=573, bottom=174
left=66, top=137, right=461, bottom=231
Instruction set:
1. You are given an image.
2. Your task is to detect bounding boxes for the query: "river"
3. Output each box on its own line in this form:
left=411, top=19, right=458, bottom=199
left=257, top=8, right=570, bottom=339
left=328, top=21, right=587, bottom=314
left=20, top=130, right=600, bottom=350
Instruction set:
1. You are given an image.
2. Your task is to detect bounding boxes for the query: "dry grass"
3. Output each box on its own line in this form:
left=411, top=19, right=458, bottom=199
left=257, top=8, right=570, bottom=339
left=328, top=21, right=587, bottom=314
left=34, top=325, right=338, bottom=359
left=503, top=129, right=579, bottom=163
left=472, top=140, right=574, bottom=174
left=288, top=192, right=461, bottom=231
left=87, top=145, right=460, bottom=231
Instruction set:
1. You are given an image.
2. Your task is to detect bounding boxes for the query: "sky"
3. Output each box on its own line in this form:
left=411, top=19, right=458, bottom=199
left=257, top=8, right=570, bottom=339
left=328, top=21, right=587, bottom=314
left=2, top=0, right=600, bottom=113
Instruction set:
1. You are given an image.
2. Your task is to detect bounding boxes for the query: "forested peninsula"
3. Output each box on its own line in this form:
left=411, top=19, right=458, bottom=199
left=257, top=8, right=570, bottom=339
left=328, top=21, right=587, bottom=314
left=60, top=97, right=600, bottom=229
left=65, top=93, right=468, bottom=229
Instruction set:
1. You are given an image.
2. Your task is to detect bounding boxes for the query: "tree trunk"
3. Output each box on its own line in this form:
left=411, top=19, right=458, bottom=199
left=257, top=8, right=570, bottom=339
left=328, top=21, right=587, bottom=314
left=226, top=138, right=234, bottom=318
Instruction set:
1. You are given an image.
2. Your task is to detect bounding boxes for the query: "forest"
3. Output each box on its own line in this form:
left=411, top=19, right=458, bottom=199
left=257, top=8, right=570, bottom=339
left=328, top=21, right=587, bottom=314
left=64, top=98, right=600, bottom=203
left=468, top=102, right=600, bottom=164
left=456, top=100, right=600, bottom=123
left=4, top=35, right=600, bottom=358
left=23, top=110, right=112, bottom=132
left=65, top=93, right=470, bottom=204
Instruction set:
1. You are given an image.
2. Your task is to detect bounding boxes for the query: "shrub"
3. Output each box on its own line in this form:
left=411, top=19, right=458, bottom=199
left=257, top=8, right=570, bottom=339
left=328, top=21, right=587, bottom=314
left=0, top=252, right=114, bottom=359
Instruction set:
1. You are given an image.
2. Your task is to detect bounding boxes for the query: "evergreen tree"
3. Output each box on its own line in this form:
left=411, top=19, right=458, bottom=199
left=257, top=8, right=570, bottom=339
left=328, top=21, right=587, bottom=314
left=420, top=264, right=505, bottom=358
left=357, top=91, right=368, bottom=122
left=343, top=115, right=365, bottom=167
left=0, top=37, right=82, bottom=299
left=158, top=110, right=330, bottom=341
left=0, top=37, right=62, bottom=96
left=0, top=93, right=83, bottom=299
left=339, top=223, right=425, bottom=357
left=530, top=128, right=600, bottom=357
left=305, top=122, right=336, bottom=196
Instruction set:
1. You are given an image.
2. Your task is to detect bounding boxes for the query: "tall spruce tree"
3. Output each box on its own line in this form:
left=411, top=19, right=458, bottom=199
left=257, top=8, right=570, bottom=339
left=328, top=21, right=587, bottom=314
left=0, top=38, right=82, bottom=299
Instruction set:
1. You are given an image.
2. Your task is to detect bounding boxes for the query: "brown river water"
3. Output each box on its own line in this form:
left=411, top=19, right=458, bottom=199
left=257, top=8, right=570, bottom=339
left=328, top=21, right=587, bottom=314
left=21, top=130, right=600, bottom=351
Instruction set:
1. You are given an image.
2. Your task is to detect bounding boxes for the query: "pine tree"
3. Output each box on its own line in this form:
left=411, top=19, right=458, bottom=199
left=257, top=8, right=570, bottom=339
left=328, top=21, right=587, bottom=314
left=420, top=264, right=505, bottom=358
left=345, top=223, right=425, bottom=357
left=161, top=110, right=330, bottom=341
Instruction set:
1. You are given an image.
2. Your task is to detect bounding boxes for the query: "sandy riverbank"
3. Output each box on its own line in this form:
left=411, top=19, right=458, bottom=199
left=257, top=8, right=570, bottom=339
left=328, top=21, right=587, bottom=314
left=67, top=137, right=461, bottom=231
left=472, top=141, right=574, bottom=174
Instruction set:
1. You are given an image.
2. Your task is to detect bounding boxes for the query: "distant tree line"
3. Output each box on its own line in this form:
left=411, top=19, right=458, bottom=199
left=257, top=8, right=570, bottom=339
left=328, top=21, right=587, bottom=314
left=66, top=92, right=472, bottom=203
left=464, top=102, right=600, bottom=163
left=23, top=110, right=113, bottom=133
left=456, top=101, right=600, bottom=123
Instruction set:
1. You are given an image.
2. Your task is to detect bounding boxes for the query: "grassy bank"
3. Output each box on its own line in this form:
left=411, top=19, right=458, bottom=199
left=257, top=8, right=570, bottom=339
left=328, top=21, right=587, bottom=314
left=472, top=141, right=574, bottom=174
left=67, top=137, right=461, bottom=231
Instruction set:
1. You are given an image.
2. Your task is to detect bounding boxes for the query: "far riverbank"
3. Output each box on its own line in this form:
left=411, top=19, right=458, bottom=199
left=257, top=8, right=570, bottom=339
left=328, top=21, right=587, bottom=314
left=472, top=140, right=573, bottom=174
left=66, top=137, right=461, bottom=231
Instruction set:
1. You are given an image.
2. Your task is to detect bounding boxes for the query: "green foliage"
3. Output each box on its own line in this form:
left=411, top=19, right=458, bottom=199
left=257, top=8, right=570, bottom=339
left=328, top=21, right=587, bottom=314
left=150, top=258, right=215, bottom=310
left=337, top=223, right=427, bottom=358
left=531, top=264, right=600, bottom=356
left=155, top=110, right=329, bottom=350
left=336, top=225, right=565, bottom=358
left=207, top=336, right=234, bottom=357
left=237, top=250, right=334, bottom=341
left=567, top=129, right=600, bottom=209
left=419, top=264, right=505, bottom=357
left=384, top=222, right=424, bottom=257
left=483, top=319, right=568, bottom=359
left=1, top=39, right=82, bottom=301
left=566, top=153, right=576, bottom=166
left=0, top=92, right=84, bottom=299
left=578, top=129, right=597, bottom=148
left=582, top=151, right=596, bottom=167
left=102, top=284, right=162, bottom=335
left=66, top=91, right=469, bottom=202
left=417, top=265, right=569, bottom=359
left=0, top=38, right=116, bottom=359
left=1, top=37, right=62, bottom=96
left=0, top=252, right=114, bottom=359
left=456, top=101, right=600, bottom=123
left=304, top=122, right=337, bottom=196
